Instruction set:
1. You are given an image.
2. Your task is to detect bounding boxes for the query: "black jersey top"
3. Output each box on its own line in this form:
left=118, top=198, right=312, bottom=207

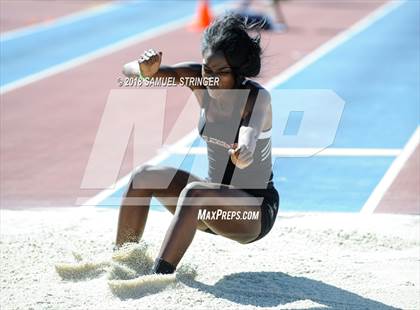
left=197, top=80, right=273, bottom=189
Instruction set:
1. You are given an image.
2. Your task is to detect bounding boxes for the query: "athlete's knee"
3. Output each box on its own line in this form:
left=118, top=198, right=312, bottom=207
left=180, top=181, right=209, bottom=198
left=176, top=182, right=208, bottom=214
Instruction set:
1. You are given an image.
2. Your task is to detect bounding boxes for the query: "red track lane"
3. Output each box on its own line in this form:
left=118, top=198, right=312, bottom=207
left=376, top=146, right=420, bottom=215
left=0, top=0, right=385, bottom=208
left=0, top=0, right=110, bottom=33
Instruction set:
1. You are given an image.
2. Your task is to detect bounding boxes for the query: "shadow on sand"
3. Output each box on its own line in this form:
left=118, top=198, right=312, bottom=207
left=179, top=271, right=399, bottom=309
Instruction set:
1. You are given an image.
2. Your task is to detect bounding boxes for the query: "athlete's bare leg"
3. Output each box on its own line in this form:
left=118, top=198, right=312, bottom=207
left=157, top=181, right=263, bottom=268
left=115, top=165, right=206, bottom=247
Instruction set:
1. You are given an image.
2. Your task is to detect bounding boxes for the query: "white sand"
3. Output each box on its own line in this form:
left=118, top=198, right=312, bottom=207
left=1, top=207, right=419, bottom=310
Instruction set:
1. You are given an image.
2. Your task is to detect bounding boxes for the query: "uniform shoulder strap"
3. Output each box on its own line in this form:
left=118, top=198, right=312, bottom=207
left=240, top=84, right=260, bottom=127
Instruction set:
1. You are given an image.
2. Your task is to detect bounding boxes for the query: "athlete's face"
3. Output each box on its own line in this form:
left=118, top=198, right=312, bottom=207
left=202, top=49, right=236, bottom=99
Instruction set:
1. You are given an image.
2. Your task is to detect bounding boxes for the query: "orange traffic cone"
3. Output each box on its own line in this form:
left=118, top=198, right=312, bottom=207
left=188, top=0, right=213, bottom=32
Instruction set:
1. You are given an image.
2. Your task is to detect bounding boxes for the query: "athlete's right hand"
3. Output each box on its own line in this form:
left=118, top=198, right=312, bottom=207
left=138, top=49, right=162, bottom=78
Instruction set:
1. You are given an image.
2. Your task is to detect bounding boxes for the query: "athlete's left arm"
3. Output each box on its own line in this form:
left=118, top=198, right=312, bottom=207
left=229, top=89, right=271, bottom=169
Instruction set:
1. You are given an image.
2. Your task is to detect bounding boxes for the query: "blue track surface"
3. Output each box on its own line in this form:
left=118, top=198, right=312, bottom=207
left=267, top=0, right=419, bottom=211
left=0, top=0, right=227, bottom=86
left=272, top=0, right=419, bottom=149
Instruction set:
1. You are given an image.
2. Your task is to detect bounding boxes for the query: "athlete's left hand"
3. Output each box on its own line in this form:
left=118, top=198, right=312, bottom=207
left=228, top=144, right=253, bottom=169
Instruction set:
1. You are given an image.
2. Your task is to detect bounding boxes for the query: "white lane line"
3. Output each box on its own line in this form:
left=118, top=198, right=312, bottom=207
left=0, top=3, right=119, bottom=42
left=1, top=16, right=190, bottom=95
left=361, top=127, right=419, bottom=214
left=265, top=0, right=405, bottom=90
left=80, top=0, right=404, bottom=207
left=78, top=130, right=199, bottom=207
left=0, top=3, right=230, bottom=95
left=171, top=147, right=402, bottom=157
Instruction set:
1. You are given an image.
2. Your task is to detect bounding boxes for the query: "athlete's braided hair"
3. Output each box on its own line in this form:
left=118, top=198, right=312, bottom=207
left=202, top=13, right=262, bottom=78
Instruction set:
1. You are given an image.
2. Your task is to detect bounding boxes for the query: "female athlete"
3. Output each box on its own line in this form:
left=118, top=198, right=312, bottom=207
left=117, top=14, right=279, bottom=275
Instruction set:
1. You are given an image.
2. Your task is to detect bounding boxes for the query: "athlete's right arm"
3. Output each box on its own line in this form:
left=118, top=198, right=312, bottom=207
left=122, top=49, right=202, bottom=88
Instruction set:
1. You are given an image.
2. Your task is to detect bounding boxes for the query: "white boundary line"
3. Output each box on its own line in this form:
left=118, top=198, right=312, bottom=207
left=81, top=0, right=405, bottom=208
left=0, top=3, right=118, bottom=42
left=0, top=16, right=190, bottom=95
left=361, top=127, right=419, bottom=214
left=80, top=141, right=403, bottom=206
left=172, top=147, right=402, bottom=157
left=79, top=130, right=199, bottom=207
left=265, top=0, right=405, bottom=89
left=0, top=3, right=230, bottom=95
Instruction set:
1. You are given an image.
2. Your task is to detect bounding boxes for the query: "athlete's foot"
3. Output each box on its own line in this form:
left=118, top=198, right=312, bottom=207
left=152, top=258, right=176, bottom=274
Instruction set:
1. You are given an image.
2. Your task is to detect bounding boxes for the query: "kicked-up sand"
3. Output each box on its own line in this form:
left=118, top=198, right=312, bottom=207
left=1, top=207, right=419, bottom=309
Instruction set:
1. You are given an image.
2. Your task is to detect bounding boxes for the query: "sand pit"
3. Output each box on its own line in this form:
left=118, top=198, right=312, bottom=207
left=1, top=207, right=419, bottom=309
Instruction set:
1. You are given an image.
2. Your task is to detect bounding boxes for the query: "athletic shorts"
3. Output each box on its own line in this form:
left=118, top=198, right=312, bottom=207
left=203, top=183, right=280, bottom=243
